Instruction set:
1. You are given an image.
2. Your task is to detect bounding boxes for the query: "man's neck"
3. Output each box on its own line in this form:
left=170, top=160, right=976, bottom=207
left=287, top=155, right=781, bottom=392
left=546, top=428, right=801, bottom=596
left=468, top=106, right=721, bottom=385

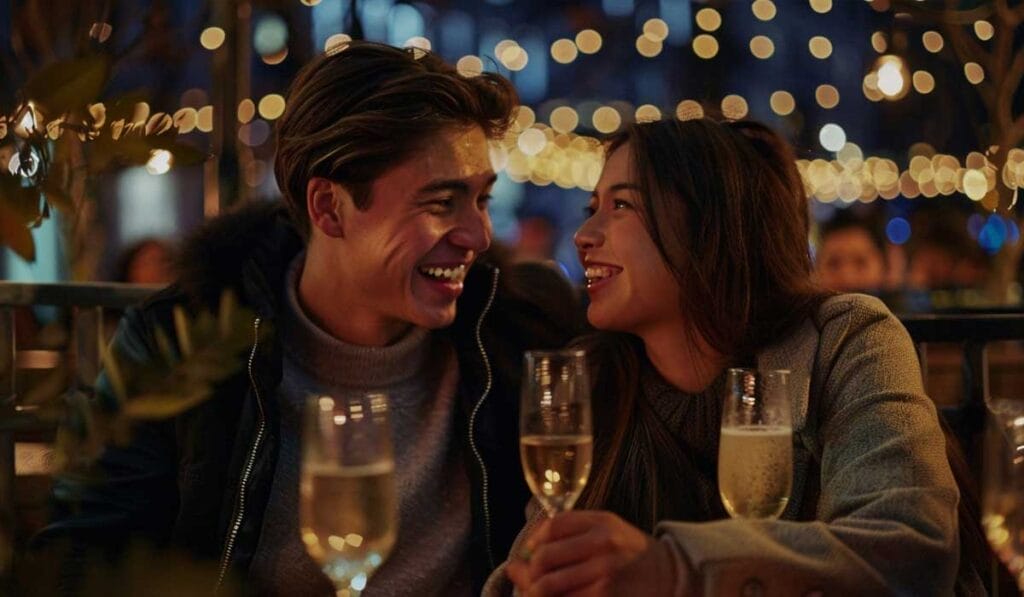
left=297, top=254, right=411, bottom=348
left=639, top=322, right=727, bottom=394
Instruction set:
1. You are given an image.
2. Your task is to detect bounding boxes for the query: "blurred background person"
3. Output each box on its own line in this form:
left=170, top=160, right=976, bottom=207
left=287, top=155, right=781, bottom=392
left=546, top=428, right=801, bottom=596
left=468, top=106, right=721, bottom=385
left=814, top=210, right=887, bottom=293
left=110, top=237, right=176, bottom=286
left=907, top=210, right=990, bottom=292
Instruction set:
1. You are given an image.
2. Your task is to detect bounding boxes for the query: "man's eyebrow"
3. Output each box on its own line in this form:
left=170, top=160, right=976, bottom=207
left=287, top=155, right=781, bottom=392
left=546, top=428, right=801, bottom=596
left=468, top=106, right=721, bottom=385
left=417, top=174, right=498, bottom=195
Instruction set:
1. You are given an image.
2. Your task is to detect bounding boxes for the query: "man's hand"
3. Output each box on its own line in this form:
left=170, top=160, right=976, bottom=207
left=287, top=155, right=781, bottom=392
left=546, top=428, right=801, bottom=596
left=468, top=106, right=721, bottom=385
left=505, top=510, right=680, bottom=596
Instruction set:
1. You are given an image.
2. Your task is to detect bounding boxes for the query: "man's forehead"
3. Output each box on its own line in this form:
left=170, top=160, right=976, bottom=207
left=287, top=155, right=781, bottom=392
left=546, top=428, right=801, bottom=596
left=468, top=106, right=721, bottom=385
left=395, top=127, right=493, bottom=179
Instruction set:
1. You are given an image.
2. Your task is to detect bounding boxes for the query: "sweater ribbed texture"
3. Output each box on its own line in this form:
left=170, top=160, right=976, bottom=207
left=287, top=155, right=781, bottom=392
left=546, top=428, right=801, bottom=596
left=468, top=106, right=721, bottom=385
left=249, top=255, right=472, bottom=596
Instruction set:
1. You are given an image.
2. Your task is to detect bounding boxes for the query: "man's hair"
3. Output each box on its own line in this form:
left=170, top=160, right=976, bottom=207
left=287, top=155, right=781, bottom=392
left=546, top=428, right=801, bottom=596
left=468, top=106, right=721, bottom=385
left=273, top=41, right=518, bottom=238
left=819, top=210, right=886, bottom=256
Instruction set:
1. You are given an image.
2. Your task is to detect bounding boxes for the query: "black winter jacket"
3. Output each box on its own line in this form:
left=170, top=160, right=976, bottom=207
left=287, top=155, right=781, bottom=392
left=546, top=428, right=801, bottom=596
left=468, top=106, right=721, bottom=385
left=36, top=203, right=582, bottom=594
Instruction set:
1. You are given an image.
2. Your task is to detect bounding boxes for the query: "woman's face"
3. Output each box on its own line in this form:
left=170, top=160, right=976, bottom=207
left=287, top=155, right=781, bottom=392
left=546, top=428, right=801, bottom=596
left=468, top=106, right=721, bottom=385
left=575, top=144, right=684, bottom=334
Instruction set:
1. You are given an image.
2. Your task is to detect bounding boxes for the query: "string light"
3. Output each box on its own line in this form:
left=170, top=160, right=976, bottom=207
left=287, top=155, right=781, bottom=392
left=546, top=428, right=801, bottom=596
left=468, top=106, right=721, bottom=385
left=575, top=30, right=602, bottom=54
left=695, top=8, right=722, bottom=32
left=692, top=34, right=719, bottom=59
left=809, top=36, right=833, bottom=59
left=770, top=91, right=795, bottom=116
left=200, top=27, right=226, bottom=50
left=551, top=39, right=578, bottom=64
left=751, top=0, right=777, bottom=21
left=750, top=36, right=775, bottom=59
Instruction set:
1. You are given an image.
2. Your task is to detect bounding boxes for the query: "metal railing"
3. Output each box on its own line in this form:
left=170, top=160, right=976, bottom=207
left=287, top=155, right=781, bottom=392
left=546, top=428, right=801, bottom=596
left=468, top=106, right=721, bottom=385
left=901, top=311, right=1024, bottom=472
left=0, top=281, right=161, bottom=581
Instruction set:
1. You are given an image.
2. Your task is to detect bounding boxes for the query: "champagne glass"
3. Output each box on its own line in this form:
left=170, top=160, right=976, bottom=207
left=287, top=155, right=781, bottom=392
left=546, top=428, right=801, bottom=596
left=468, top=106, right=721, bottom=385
left=519, top=349, right=593, bottom=517
left=301, top=393, right=397, bottom=597
left=718, top=368, right=793, bottom=520
left=982, top=398, right=1024, bottom=592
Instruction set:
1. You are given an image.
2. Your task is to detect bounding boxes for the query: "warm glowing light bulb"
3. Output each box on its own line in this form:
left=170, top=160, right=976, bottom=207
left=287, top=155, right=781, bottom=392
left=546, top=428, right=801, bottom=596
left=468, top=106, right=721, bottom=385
left=146, top=149, right=173, bottom=175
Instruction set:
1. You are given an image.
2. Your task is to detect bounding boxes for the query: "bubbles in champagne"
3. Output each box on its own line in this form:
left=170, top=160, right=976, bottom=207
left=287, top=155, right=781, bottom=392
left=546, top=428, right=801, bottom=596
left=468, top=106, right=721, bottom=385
left=718, top=426, right=793, bottom=519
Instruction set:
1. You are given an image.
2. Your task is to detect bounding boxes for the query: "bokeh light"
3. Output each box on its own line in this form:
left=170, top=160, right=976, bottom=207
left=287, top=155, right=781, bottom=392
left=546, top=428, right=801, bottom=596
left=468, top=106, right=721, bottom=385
left=592, top=106, right=622, bottom=133
left=974, top=20, right=994, bottom=41
left=635, top=104, right=661, bottom=123
left=237, top=99, right=255, bottom=123
left=751, top=0, right=777, bottom=21
left=886, top=218, right=911, bottom=245
left=815, top=84, right=840, bottom=109
left=636, top=35, right=663, bottom=58
left=770, top=91, right=795, bottom=116
left=809, top=36, right=833, bottom=59
left=692, top=34, right=719, bottom=59
left=675, top=100, right=704, bottom=121
left=922, top=31, right=944, bottom=53
left=870, top=31, right=887, bottom=53
left=456, top=55, right=483, bottom=77
left=551, top=39, right=578, bottom=64
left=550, top=106, right=579, bottom=133
left=721, top=95, right=749, bottom=120
left=325, top=33, right=352, bottom=53
left=912, top=71, right=935, bottom=94
left=695, top=8, right=722, bottom=32
left=964, top=62, right=985, bottom=84
left=643, top=19, right=669, bottom=42
left=575, top=29, right=603, bottom=54
left=258, top=94, right=286, bottom=120
left=809, top=0, right=832, bottom=14
left=819, top=123, right=846, bottom=152
left=750, top=36, right=775, bottom=59
left=200, top=27, right=226, bottom=50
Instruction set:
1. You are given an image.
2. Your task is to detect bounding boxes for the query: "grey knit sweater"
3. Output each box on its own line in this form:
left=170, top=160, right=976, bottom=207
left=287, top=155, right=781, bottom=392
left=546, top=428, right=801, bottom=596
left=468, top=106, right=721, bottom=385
left=248, top=257, right=472, bottom=596
left=487, top=294, right=961, bottom=596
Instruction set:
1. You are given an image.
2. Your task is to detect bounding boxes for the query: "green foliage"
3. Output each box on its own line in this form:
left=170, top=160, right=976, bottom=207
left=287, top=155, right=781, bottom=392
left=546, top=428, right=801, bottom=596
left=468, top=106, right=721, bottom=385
left=0, top=53, right=209, bottom=262
left=50, top=291, right=262, bottom=472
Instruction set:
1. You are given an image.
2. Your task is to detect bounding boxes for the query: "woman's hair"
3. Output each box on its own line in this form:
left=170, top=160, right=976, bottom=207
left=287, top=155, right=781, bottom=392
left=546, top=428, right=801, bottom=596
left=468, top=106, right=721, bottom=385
left=576, top=115, right=829, bottom=529
left=273, top=41, right=518, bottom=239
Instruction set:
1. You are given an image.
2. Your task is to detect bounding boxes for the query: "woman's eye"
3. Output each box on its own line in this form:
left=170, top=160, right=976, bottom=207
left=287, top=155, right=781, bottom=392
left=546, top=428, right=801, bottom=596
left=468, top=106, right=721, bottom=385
left=613, top=199, right=633, bottom=210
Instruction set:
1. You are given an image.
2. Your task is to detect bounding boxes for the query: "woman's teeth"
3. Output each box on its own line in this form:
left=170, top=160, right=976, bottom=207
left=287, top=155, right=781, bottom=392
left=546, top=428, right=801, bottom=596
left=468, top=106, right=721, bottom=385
left=585, top=266, right=617, bottom=285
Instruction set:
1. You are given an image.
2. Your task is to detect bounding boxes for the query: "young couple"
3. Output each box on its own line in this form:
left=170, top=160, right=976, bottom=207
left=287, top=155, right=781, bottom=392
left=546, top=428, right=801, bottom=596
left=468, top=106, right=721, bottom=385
left=37, top=41, right=967, bottom=596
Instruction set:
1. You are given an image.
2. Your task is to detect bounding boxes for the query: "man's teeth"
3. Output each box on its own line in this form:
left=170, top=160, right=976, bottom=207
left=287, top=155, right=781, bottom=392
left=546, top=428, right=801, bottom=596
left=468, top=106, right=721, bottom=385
left=420, top=265, right=467, bottom=282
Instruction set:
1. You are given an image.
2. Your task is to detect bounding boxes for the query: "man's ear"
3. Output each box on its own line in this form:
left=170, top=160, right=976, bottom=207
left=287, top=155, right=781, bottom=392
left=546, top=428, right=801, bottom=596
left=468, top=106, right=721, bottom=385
left=306, top=177, right=352, bottom=238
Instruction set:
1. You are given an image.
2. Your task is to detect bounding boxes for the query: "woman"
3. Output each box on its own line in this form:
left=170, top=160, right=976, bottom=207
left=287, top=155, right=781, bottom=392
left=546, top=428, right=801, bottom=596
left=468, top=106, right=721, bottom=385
left=494, top=117, right=974, bottom=595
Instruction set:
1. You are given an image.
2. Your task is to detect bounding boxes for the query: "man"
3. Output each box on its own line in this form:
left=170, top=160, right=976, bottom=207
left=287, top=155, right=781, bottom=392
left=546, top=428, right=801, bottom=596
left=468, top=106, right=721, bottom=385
left=814, top=211, right=888, bottom=293
left=37, top=41, right=580, bottom=595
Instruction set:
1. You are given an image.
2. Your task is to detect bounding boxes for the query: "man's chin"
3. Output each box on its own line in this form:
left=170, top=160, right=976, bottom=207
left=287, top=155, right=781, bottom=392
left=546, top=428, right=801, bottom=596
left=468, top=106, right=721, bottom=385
left=413, top=305, right=458, bottom=330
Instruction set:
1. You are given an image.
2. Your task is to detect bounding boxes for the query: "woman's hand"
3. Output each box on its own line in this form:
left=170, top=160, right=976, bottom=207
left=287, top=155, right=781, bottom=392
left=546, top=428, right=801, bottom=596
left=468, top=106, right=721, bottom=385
left=505, top=510, right=680, bottom=596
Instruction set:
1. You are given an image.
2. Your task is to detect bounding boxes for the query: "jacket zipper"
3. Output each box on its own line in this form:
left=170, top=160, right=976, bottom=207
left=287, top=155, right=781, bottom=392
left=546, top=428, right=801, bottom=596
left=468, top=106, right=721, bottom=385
left=467, top=268, right=500, bottom=570
left=216, top=317, right=267, bottom=591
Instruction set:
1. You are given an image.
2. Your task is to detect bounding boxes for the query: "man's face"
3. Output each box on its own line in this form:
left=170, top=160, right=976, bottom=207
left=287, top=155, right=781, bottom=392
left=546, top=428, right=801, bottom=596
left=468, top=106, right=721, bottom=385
left=326, top=125, right=495, bottom=332
left=816, top=228, right=886, bottom=292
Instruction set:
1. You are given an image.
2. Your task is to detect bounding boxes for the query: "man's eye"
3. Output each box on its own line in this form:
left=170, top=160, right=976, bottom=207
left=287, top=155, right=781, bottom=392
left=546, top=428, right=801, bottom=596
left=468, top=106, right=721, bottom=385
left=583, top=205, right=596, bottom=217
left=478, top=194, right=493, bottom=207
left=427, top=198, right=454, bottom=211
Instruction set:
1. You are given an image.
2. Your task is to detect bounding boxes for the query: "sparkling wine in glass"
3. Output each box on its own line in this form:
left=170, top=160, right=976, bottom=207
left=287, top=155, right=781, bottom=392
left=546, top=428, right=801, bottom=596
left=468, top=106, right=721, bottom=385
left=982, top=398, right=1024, bottom=591
left=301, top=393, right=397, bottom=597
left=519, top=349, right=593, bottom=517
left=718, top=368, right=793, bottom=520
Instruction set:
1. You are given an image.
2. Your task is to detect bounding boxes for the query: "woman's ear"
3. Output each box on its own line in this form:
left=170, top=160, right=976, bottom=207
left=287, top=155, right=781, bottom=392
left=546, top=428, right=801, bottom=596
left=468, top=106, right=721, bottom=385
left=306, top=177, right=352, bottom=238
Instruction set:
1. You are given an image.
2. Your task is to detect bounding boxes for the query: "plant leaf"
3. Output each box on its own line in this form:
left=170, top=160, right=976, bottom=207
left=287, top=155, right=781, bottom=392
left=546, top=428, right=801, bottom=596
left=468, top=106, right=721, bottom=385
left=122, top=390, right=211, bottom=420
left=0, top=189, right=37, bottom=261
left=23, top=54, right=110, bottom=117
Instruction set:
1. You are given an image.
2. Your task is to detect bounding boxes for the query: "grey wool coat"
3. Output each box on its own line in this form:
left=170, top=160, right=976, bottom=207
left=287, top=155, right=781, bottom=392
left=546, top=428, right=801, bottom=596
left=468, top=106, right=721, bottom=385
left=486, top=294, right=961, bottom=596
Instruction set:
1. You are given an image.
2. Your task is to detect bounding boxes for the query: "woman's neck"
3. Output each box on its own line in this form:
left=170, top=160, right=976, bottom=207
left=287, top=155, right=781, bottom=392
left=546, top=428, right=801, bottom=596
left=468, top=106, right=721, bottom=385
left=639, top=323, right=728, bottom=394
